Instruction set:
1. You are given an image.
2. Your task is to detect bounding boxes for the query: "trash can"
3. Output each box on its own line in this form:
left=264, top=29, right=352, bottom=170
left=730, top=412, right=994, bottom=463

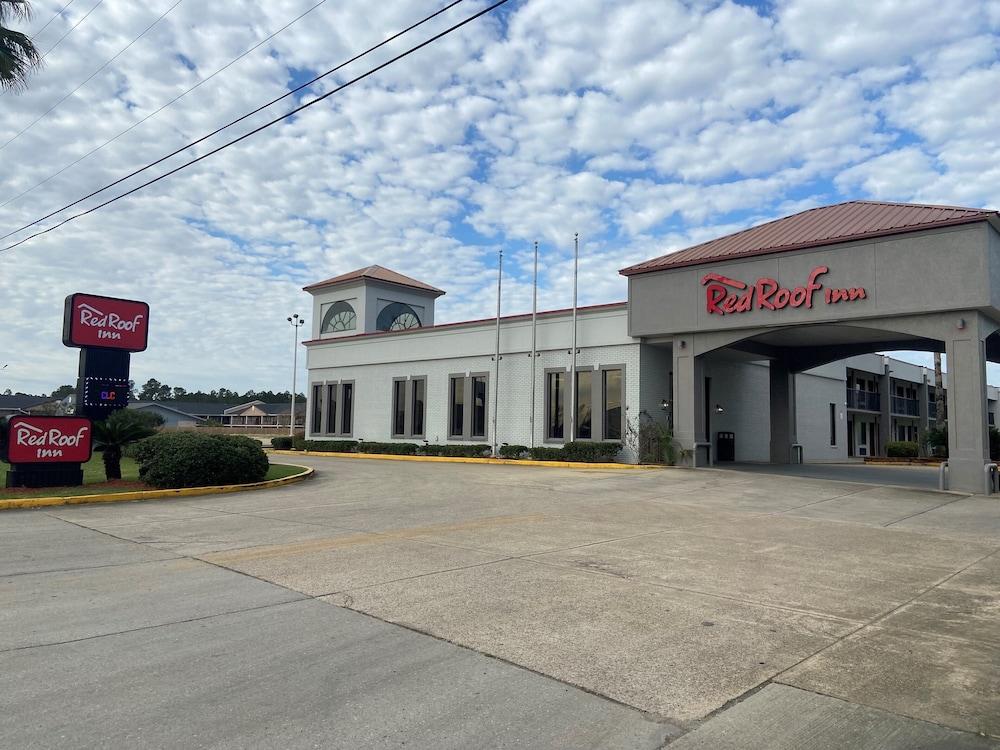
left=716, top=431, right=735, bottom=462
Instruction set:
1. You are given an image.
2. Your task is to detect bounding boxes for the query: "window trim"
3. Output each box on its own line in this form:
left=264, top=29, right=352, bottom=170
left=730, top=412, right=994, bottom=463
left=829, top=402, right=837, bottom=446
left=448, top=371, right=489, bottom=442
left=339, top=380, right=355, bottom=437
left=574, top=366, right=597, bottom=442
left=599, top=364, right=625, bottom=443
left=390, top=375, right=427, bottom=439
left=310, top=383, right=324, bottom=435
left=544, top=368, right=569, bottom=444
left=311, top=380, right=354, bottom=437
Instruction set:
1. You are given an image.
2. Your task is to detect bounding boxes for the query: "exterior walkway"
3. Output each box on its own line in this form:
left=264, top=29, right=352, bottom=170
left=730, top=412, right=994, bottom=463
left=714, top=461, right=942, bottom=491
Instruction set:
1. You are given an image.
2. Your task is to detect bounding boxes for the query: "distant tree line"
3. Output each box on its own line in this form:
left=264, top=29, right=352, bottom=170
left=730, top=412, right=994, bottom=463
left=45, top=380, right=304, bottom=404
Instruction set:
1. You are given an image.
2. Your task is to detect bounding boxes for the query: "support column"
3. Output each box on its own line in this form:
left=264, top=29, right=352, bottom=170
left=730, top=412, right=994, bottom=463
left=878, top=361, right=891, bottom=457
left=945, top=314, right=990, bottom=493
left=769, top=360, right=797, bottom=464
left=917, top=374, right=929, bottom=457
left=673, top=337, right=704, bottom=466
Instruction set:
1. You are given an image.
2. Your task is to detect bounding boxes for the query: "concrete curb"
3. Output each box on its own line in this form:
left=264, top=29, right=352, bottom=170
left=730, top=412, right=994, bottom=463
left=0, top=464, right=315, bottom=511
left=271, top=449, right=661, bottom=470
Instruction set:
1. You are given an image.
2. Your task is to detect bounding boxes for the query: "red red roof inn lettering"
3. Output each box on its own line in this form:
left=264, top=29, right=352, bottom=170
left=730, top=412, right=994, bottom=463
left=701, top=266, right=867, bottom=316
left=63, top=293, right=149, bottom=351
left=3, top=416, right=93, bottom=464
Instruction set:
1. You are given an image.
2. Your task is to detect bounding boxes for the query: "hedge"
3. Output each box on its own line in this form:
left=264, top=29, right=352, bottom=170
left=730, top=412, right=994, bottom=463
left=885, top=441, right=919, bottom=458
left=528, top=446, right=564, bottom=461
left=294, top=438, right=358, bottom=452
left=270, top=436, right=293, bottom=450
left=562, top=441, right=621, bottom=463
left=357, top=442, right=419, bottom=455
left=134, top=432, right=269, bottom=489
left=498, top=444, right=529, bottom=459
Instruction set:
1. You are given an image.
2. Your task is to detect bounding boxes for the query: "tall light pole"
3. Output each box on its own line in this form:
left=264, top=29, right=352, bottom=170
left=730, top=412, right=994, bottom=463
left=287, top=314, right=304, bottom=437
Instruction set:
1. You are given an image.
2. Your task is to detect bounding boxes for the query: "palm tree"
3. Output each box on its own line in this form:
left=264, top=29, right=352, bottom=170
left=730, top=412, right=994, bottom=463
left=1, top=0, right=41, bottom=93
left=92, top=409, right=161, bottom=481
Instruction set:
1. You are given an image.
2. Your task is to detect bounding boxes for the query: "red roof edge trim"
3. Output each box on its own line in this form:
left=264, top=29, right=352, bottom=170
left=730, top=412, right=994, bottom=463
left=619, top=214, right=991, bottom=277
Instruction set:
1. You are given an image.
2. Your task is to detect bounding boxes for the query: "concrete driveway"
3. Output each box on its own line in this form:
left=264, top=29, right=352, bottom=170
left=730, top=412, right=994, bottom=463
left=2, top=457, right=998, bottom=748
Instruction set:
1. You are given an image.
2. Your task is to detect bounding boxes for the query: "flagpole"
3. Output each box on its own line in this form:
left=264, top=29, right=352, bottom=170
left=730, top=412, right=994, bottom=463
left=529, top=240, right=538, bottom=448
left=569, top=233, right=578, bottom=444
left=492, top=248, right=503, bottom=457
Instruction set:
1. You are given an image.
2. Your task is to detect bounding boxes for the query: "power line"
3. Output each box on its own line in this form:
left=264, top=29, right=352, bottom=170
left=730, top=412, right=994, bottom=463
left=31, top=0, right=78, bottom=38
left=0, top=0, right=185, bottom=152
left=37, top=0, right=104, bottom=63
left=1, top=0, right=331, bottom=209
left=1, top=0, right=510, bottom=254
left=0, top=0, right=468, bottom=240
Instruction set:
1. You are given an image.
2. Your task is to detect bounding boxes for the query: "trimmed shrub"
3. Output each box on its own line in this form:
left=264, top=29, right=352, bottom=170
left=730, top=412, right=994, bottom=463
left=440, top=444, right=491, bottom=457
left=135, top=432, right=269, bottom=489
left=886, top=441, right=919, bottom=458
left=498, top=444, right=529, bottom=459
left=302, top=439, right=358, bottom=452
left=419, top=444, right=446, bottom=456
left=356, top=441, right=418, bottom=455
left=562, top=441, right=621, bottom=463
left=270, top=436, right=293, bottom=450
left=528, top=446, right=564, bottom=461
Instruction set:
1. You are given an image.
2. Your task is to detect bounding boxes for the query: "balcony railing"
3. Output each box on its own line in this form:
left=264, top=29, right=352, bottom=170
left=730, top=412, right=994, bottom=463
left=846, top=389, right=880, bottom=411
left=890, top=396, right=920, bottom=417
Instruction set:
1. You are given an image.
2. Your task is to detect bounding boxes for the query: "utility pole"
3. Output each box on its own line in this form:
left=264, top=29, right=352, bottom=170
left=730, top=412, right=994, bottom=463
left=569, top=233, right=579, bottom=444
left=287, top=314, right=304, bottom=436
left=492, top=249, right=503, bottom=457
left=529, top=241, right=538, bottom=447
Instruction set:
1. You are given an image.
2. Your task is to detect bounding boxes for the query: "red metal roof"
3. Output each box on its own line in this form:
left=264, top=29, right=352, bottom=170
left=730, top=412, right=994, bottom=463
left=620, top=200, right=998, bottom=276
left=302, top=301, right=627, bottom=346
left=304, top=264, right=446, bottom=295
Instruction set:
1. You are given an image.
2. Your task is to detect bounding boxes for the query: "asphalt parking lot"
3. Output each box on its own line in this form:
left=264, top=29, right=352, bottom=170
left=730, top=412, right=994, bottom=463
left=2, top=457, right=999, bottom=748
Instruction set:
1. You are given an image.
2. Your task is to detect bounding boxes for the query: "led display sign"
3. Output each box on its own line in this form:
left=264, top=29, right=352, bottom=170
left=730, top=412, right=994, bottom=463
left=2, top=416, right=93, bottom=464
left=82, top=377, right=130, bottom=410
left=63, top=293, right=150, bottom=352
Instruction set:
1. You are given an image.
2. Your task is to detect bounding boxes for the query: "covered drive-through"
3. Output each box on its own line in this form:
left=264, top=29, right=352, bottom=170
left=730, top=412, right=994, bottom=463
left=622, top=201, right=1000, bottom=494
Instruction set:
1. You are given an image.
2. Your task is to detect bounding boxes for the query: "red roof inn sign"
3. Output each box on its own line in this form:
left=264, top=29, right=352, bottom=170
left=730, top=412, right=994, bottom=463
left=1, top=416, right=93, bottom=464
left=701, top=266, right=867, bottom=316
left=62, top=293, right=149, bottom=351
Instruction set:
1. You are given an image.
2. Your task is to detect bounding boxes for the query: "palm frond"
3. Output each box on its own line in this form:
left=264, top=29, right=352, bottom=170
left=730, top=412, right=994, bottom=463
left=0, top=0, right=33, bottom=25
left=0, top=25, right=41, bottom=92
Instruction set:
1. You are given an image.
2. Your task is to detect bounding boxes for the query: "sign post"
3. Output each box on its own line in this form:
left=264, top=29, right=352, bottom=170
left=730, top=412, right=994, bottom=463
left=0, top=292, right=149, bottom=489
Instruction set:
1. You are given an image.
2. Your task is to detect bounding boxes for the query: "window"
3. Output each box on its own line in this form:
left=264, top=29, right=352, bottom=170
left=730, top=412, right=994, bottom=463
left=576, top=370, right=593, bottom=439
left=312, top=384, right=324, bottom=433
left=391, top=377, right=426, bottom=438
left=341, top=383, right=353, bottom=435
left=546, top=371, right=565, bottom=440
left=603, top=368, right=623, bottom=440
left=311, top=381, right=353, bottom=436
left=449, top=376, right=464, bottom=437
left=472, top=375, right=487, bottom=438
left=412, top=378, right=425, bottom=436
left=320, top=300, right=356, bottom=333
left=829, top=403, right=837, bottom=446
left=326, top=384, right=337, bottom=434
left=449, top=374, right=488, bottom=440
left=990, top=412, right=996, bottom=427
left=376, top=302, right=421, bottom=331
left=392, top=380, right=406, bottom=437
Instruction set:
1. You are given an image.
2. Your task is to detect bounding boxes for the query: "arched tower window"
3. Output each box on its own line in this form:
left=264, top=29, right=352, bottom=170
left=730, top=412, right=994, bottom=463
left=320, top=301, right=357, bottom=333
left=376, top=302, right=421, bottom=331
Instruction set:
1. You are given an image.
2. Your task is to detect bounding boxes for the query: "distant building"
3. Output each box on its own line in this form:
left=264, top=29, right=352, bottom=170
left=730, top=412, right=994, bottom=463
left=127, top=400, right=305, bottom=429
left=0, top=394, right=62, bottom=418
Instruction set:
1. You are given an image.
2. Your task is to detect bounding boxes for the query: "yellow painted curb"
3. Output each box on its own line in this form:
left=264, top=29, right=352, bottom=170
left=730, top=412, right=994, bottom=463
left=0, top=464, right=314, bottom=511
left=271, top=449, right=660, bottom=470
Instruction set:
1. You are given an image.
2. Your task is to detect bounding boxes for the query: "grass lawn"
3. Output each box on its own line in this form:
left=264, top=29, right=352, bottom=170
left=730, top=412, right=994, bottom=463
left=0, top=457, right=304, bottom=500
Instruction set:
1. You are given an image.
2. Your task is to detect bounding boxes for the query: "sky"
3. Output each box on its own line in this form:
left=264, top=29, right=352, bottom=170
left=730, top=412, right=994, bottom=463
left=1, top=0, right=1000, bottom=395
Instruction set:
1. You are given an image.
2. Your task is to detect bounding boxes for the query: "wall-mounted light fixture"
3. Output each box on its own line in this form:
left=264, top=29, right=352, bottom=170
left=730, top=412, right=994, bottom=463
left=957, top=318, right=967, bottom=330
left=715, top=403, right=725, bottom=414
left=660, top=398, right=670, bottom=411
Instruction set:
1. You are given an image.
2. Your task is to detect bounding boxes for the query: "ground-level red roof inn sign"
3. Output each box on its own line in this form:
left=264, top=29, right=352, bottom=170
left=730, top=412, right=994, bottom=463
left=62, top=292, right=149, bottom=352
left=701, top=266, right=867, bottom=316
left=1, top=416, right=93, bottom=464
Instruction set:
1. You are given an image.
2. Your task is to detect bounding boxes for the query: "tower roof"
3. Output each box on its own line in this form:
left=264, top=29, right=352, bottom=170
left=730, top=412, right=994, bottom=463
left=304, top=265, right=445, bottom=296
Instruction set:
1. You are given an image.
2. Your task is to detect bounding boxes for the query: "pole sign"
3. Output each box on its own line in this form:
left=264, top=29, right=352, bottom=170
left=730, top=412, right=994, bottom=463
left=63, top=293, right=149, bottom=352
left=1, top=416, right=93, bottom=464
left=701, top=266, right=867, bottom=316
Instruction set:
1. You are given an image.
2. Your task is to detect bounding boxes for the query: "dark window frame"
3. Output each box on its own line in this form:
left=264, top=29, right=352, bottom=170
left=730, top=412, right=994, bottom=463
left=829, top=402, right=837, bottom=446
left=544, top=368, right=568, bottom=443
left=448, top=372, right=489, bottom=441
left=391, top=375, right=427, bottom=439
left=600, top=364, right=625, bottom=443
